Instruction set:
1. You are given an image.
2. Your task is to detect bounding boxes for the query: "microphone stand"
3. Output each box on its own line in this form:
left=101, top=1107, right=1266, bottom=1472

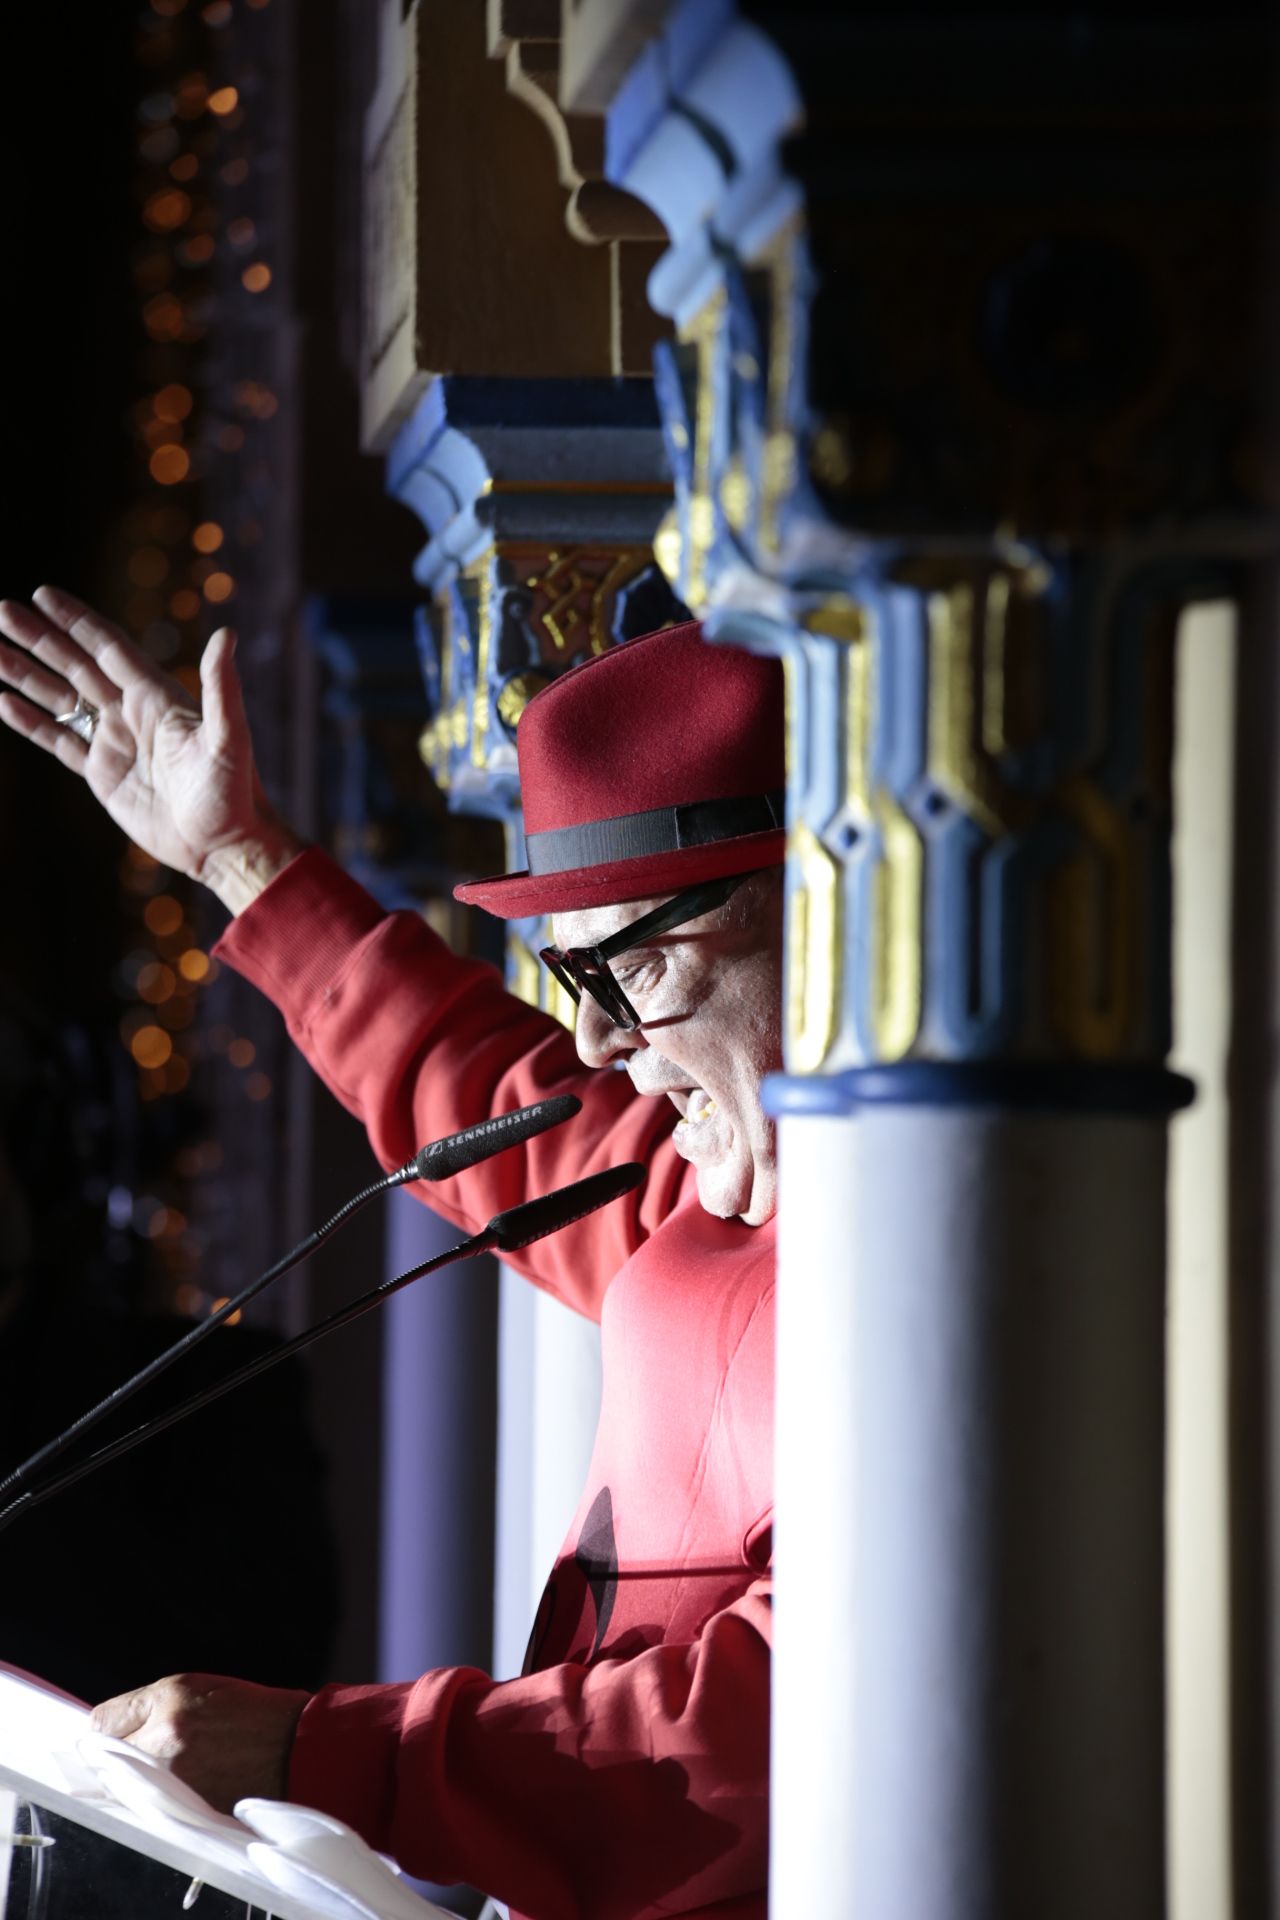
left=0, top=1095, right=580, bottom=1509
left=0, top=1162, right=642, bottom=1537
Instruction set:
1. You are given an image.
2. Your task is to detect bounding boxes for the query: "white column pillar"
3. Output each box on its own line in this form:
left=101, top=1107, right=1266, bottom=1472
left=772, top=1096, right=1169, bottom=1920
left=492, top=1268, right=602, bottom=1679
left=378, top=1190, right=497, bottom=1682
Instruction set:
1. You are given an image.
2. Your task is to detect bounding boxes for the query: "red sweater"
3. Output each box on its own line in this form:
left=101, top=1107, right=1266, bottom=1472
left=215, top=850, right=775, bottom=1920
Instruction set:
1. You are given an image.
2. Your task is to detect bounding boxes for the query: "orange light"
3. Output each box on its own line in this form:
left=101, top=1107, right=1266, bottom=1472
left=131, top=1025, right=173, bottom=1069
left=144, top=894, right=184, bottom=936
left=228, top=1037, right=256, bottom=1068
left=150, top=444, right=191, bottom=486
left=143, top=420, right=182, bottom=450
left=154, top=383, right=193, bottom=423
left=143, top=293, right=184, bottom=342
left=246, top=1072, right=272, bottom=1102
left=227, top=217, right=255, bottom=248
left=192, top=520, right=223, bottom=554
left=138, top=961, right=177, bottom=1004
left=210, top=1297, right=243, bottom=1326
left=181, top=235, right=216, bottom=265
left=169, top=588, right=201, bottom=622
left=144, top=189, right=192, bottom=234
left=151, top=0, right=186, bottom=15
left=208, top=85, right=239, bottom=116
left=166, top=1055, right=192, bottom=1093
left=178, top=947, right=211, bottom=982
left=241, top=262, right=271, bottom=294
left=170, top=153, right=198, bottom=182
left=129, top=547, right=169, bottom=589
left=203, top=0, right=233, bottom=22
left=204, top=571, right=234, bottom=604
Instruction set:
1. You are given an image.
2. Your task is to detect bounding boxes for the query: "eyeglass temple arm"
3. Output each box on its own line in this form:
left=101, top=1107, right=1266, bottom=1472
left=593, top=871, right=754, bottom=962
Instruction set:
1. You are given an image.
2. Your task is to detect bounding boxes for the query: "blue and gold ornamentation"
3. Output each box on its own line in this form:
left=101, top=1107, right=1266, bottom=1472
left=718, top=555, right=1180, bottom=1073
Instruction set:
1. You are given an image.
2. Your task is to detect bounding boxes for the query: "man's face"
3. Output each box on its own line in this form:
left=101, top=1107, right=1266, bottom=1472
left=551, top=873, right=784, bottom=1227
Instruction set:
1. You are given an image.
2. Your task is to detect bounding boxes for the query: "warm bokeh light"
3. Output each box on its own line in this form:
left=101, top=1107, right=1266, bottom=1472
left=210, top=1296, right=243, bottom=1326
left=154, top=382, right=193, bottom=422
left=241, top=262, right=272, bottom=294
left=227, top=217, right=255, bottom=248
left=178, top=947, right=212, bottom=982
left=145, top=894, right=184, bottom=936
left=246, top=1072, right=273, bottom=1102
left=144, top=189, right=192, bottom=233
left=128, top=547, right=170, bottom=588
left=166, top=1055, right=192, bottom=1092
left=150, top=443, right=191, bottom=485
left=150, top=0, right=186, bottom=16
left=204, top=571, right=234, bottom=603
left=180, top=234, right=215, bottom=265
left=138, top=961, right=177, bottom=1004
left=220, top=158, right=249, bottom=186
left=170, top=153, right=198, bottom=182
left=192, top=520, right=224, bottom=553
left=203, top=0, right=233, bottom=24
left=143, top=293, right=184, bottom=341
left=169, top=588, right=201, bottom=621
left=143, top=419, right=182, bottom=449
left=131, top=1025, right=174, bottom=1070
left=208, top=85, right=239, bottom=116
left=228, top=1037, right=256, bottom=1069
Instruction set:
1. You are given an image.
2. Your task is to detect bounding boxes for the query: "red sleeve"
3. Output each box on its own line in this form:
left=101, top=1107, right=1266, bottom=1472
left=213, top=849, right=689, bottom=1319
left=288, top=1564, right=772, bottom=1920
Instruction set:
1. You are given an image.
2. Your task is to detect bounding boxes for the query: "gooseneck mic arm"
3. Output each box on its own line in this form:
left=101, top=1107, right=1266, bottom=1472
left=0, top=1162, right=643, bottom=1537
left=0, top=1093, right=581, bottom=1508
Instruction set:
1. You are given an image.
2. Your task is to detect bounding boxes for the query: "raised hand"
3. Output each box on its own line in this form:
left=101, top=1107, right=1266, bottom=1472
left=0, top=586, right=302, bottom=912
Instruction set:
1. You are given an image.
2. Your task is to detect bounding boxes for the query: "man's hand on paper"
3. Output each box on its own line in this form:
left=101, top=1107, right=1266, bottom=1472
left=91, top=1672, right=311, bottom=1814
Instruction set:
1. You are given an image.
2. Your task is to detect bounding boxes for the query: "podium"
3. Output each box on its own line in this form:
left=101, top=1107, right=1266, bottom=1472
left=0, top=1664, right=452, bottom=1919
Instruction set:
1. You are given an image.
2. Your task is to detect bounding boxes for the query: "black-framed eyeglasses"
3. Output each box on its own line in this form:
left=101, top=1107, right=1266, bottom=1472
left=540, top=871, right=757, bottom=1032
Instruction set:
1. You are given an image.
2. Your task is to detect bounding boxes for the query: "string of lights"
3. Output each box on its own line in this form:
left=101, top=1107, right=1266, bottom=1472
left=102, top=0, right=290, bottom=1318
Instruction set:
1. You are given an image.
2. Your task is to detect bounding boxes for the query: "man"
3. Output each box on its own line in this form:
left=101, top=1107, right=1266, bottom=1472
left=0, top=586, right=786, bottom=1920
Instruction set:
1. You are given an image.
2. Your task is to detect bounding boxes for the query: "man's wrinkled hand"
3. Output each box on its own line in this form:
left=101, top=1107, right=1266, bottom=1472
left=91, top=1673, right=311, bottom=1815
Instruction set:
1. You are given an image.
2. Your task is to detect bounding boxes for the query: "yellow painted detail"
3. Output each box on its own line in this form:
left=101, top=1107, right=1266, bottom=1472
left=871, top=792, right=923, bottom=1060
left=506, top=934, right=542, bottom=1010
left=927, top=582, right=1026, bottom=836
left=677, top=287, right=726, bottom=606
left=804, top=597, right=869, bottom=646
left=719, top=455, right=752, bottom=533
left=469, top=551, right=494, bottom=766
left=786, top=819, right=840, bottom=1073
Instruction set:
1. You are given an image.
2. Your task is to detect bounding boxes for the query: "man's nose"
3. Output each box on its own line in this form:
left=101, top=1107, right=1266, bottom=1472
left=574, top=994, right=643, bottom=1070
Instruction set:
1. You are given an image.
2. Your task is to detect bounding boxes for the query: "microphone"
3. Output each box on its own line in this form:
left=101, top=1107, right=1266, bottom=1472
left=0, top=1162, right=644, bottom=1535
left=388, top=1094, right=581, bottom=1186
left=0, top=1093, right=582, bottom=1507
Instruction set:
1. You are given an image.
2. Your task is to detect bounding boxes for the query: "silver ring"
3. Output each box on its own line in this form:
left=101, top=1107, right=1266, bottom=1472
left=54, top=694, right=101, bottom=744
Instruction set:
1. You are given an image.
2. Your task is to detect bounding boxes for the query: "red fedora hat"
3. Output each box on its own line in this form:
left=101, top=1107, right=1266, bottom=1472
left=453, top=621, right=786, bottom=919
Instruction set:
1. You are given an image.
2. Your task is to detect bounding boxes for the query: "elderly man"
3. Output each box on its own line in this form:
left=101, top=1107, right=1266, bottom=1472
left=0, top=586, right=785, bottom=1920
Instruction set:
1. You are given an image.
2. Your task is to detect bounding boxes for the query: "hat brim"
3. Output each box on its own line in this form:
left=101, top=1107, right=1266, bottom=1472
left=453, top=827, right=787, bottom=920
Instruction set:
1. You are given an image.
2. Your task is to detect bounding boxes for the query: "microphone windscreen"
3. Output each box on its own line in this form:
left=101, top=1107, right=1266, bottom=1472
left=413, top=1094, right=582, bottom=1182
left=489, top=1162, right=645, bottom=1253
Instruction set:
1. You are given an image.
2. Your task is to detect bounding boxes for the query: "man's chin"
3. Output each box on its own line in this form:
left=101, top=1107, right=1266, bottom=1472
left=694, top=1159, right=777, bottom=1229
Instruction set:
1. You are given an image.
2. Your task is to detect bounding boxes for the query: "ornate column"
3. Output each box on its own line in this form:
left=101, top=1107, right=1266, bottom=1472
left=595, top=6, right=1280, bottom=1916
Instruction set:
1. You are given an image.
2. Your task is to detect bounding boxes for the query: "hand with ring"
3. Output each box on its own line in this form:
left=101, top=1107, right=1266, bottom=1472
left=0, top=586, right=303, bottom=913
